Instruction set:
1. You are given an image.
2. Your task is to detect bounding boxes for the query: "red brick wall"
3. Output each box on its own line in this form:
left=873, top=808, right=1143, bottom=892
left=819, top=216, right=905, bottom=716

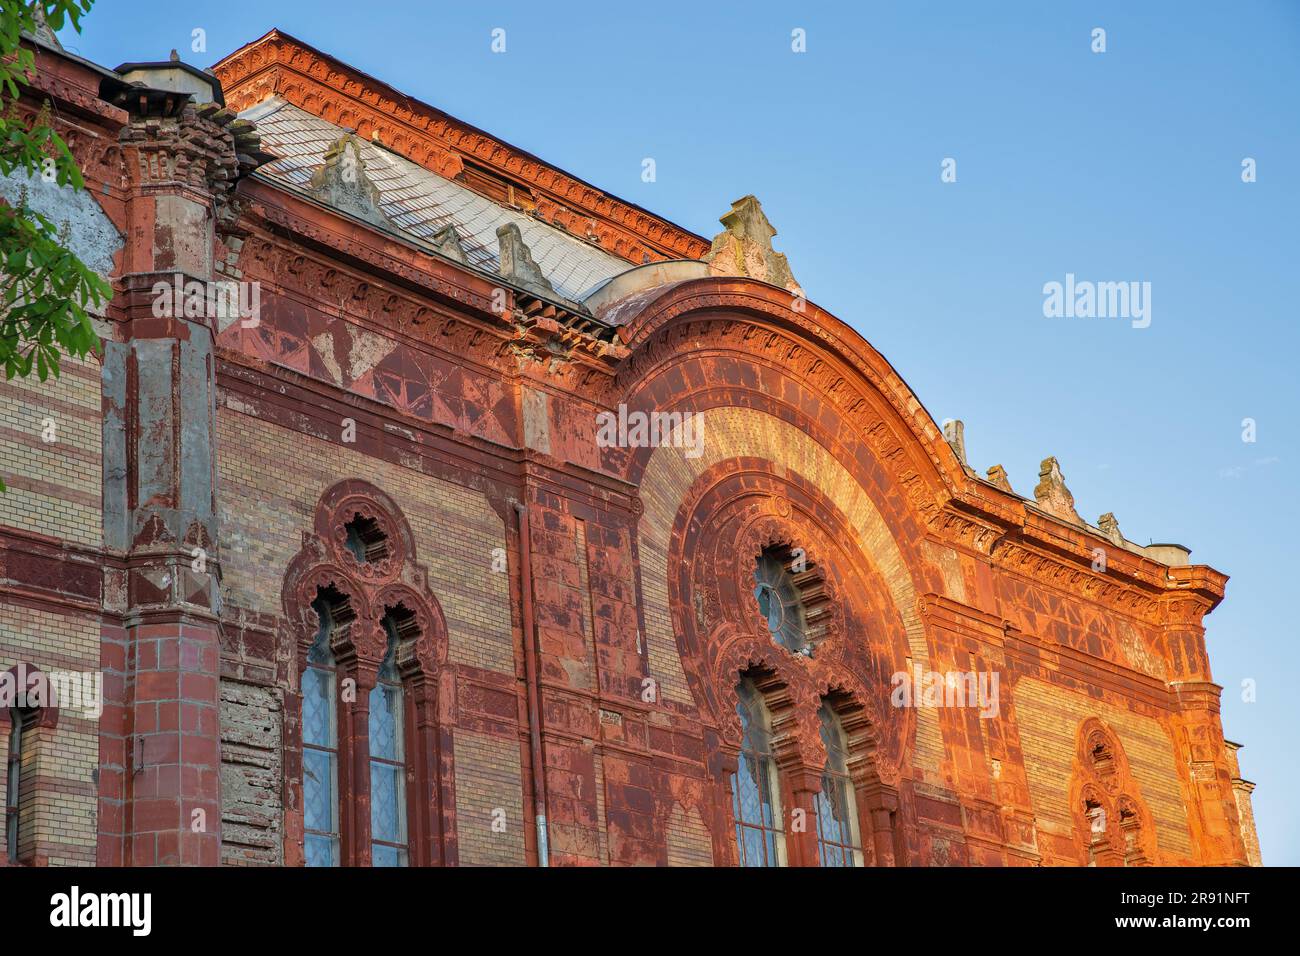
left=0, top=38, right=1258, bottom=868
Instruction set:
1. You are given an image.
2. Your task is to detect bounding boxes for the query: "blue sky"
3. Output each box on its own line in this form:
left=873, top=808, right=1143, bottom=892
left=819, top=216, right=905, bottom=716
left=61, top=1, right=1299, bottom=863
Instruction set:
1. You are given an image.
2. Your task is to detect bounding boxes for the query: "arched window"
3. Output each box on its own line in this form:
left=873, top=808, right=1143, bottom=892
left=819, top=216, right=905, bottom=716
left=1071, top=720, right=1156, bottom=866
left=1118, top=796, right=1152, bottom=867
left=302, top=592, right=340, bottom=867
left=285, top=481, right=451, bottom=867
left=731, top=678, right=786, bottom=866
left=5, top=705, right=35, bottom=863
left=751, top=544, right=832, bottom=657
left=343, top=513, right=388, bottom=565
left=815, top=703, right=864, bottom=867
left=753, top=550, right=808, bottom=655
left=368, top=612, right=408, bottom=867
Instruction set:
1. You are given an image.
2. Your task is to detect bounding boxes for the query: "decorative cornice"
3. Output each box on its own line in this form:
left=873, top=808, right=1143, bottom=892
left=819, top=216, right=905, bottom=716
left=212, top=30, right=710, bottom=265
left=916, top=593, right=1007, bottom=645
left=609, top=277, right=1230, bottom=627
left=237, top=183, right=625, bottom=388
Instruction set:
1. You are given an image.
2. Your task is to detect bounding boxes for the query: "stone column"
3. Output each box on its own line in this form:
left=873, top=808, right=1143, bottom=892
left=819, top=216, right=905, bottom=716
left=1158, top=586, right=1248, bottom=866
left=1168, top=681, right=1249, bottom=865
left=859, top=781, right=901, bottom=867
left=781, top=766, right=823, bottom=867
left=98, top=67, right=244, bottom=865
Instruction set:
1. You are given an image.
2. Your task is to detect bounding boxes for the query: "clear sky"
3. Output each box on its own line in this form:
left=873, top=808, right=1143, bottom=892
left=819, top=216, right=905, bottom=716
left=59, top=0, right=1300, bottom=864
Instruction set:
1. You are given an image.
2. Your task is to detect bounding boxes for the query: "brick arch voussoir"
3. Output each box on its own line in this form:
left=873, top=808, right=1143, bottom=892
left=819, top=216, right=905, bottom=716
left=610, top=278, right=966, bottom=507
left=805, top=660, right=911, bottom=791
left=313, top=479, right=420, bottom=583
left=1, top=663, right=61, bottom=729
left=668, top=460, right=916, bottom=694
left=284, top=562, right=374, bottom=655
left=711, top=632, right=807, bottom=750
left=621, top=381, right=941, bottom=592
left=1076, top=716, right=1137, bottom=789
left=282, top=479, right=443, bottom=668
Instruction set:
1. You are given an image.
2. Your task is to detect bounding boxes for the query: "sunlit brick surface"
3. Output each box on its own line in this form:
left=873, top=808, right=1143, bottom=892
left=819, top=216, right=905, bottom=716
left=0, top=25, right=1260, bottom=869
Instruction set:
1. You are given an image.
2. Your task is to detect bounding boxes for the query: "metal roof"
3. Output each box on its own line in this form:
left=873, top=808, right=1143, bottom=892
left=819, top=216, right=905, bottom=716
left=242, top=97, right=631, bottom=304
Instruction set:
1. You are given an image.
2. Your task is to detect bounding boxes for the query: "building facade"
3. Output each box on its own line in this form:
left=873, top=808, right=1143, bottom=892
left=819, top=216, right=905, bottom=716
left=0, top=27, right=1261, bottom=867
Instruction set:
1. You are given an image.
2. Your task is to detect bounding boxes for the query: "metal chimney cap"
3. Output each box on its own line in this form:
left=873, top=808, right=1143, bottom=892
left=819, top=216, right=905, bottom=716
left=113, top=58, right=225, bottom=106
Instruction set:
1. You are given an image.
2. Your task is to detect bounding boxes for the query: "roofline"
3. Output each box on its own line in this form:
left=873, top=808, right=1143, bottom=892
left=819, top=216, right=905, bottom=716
left=210, top=28, right=711, bottom=265
left=26, top=32, right=122, bottom=84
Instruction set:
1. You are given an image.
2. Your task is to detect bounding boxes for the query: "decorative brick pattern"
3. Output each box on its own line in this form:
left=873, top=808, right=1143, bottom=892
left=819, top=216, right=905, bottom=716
left=665, top=803, right=712, bottom=867
left=216, top=407, right=514, bottom=674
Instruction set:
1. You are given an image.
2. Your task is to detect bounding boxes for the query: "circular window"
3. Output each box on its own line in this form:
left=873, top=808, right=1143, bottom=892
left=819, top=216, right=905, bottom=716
left=753, top=550, right=810, bottom=654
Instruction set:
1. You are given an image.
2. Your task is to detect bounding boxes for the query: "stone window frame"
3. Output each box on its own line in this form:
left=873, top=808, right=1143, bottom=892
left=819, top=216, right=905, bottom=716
left=1068, top=718, right=1158, bottom=866
left=813, top=700, right=866, bottom=867
left=0, top=663, right=60, bottom=867
left=816, top=688, right=901, bottom=868
left=730, top=674, right=788, bottom=866
left=282, top=480, right=451, bottom=867
left=666, top=483, right=914, bottom=867
left=744, top=535, right=838, bottom=660
left=712, top=650, right=903, bottom=868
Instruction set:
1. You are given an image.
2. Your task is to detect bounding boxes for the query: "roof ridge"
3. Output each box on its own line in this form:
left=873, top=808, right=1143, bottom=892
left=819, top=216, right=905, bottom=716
left=211, top=28, right=710, bottom=266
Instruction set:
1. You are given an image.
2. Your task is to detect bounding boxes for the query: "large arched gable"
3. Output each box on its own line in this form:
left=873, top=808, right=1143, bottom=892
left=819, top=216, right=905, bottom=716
left=608, top=276, right=975, bottom=777
left=610, top=276, right=970, bottom=504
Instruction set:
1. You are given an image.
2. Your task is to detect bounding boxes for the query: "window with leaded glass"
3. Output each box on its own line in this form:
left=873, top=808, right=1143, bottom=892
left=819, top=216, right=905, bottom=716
left=303, top=593, right=340, bottom=867
left=730, top=678, right=786, bottom=867
left=753, top=550, right=808, bottom=655
left=815, top=703, right=864, bottom=867
left=369, top=612, right=408, bottom=867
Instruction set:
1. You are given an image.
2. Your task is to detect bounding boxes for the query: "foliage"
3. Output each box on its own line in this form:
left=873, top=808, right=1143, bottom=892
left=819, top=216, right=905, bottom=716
left=0, top=1, right=108, bottom=491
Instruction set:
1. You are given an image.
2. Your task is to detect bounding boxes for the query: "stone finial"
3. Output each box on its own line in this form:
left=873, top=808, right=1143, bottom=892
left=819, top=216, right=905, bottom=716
left=431, top=224, right=468, bottom=265
left=1098, top=512, right=1124, bottom=546
left=309, top=134, right=395, bottom=231
left=496, top=223, right=555, bottom=297
left=703, top=195, right=800, bottom=293
left=986, top=464, right=1013, bottom=493
left=29, top=6, right=62, bottom=48
left=943, top=419, right=967, bottom=468
left=1034, top=456, right=1081, bottom=524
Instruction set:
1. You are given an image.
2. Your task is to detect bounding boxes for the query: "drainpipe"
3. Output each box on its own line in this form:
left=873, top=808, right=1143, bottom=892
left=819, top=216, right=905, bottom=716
left=514, top=501, right=549, bottom=866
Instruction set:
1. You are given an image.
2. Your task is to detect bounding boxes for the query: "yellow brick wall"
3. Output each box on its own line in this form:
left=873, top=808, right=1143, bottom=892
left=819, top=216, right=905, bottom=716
left=215, top=406, right=514, bottom=674
left=1013, top=676, right=1194, bottom=860
left=665, top=803, right=712, bottom=866
left=452, top=728, right=526, bottom=866
left=0, top=355, right=102, bottom=547
left=0, top=604, right=101, bottom=865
